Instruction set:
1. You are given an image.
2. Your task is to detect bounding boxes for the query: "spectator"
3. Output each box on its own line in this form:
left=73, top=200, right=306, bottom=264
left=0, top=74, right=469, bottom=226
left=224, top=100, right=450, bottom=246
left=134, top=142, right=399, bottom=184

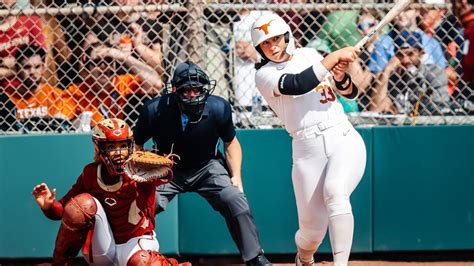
left=2, top=44, right=68, bottom=132
left=455, top=0, right=474, bottom=82
left=52, top=0, right=108, bottom=89
left=420, top=5, right=463, bottom=98
left=368, top=7, right=447, bottom=74
left=233, top=8, right=272, bottom=125
left=62, top=43, right=163, bottom=128
left=347, top=9, right=381, bottom=112
left=453, top=0, right=474, bottom=113
left=0, top=0, right=47, bottom=81
left=370, top=31, right=451, bottom=116
left=88, top=0, right=164, bottom=77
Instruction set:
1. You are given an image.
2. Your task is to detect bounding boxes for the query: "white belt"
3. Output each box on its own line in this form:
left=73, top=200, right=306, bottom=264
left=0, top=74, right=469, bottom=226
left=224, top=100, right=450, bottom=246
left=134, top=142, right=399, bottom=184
left=290, top=115, right=347, bottom=140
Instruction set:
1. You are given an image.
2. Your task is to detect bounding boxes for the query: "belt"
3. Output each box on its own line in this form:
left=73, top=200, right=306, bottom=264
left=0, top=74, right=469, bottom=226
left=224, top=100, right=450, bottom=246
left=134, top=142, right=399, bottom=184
left=290, top=115, right=347, bottom=140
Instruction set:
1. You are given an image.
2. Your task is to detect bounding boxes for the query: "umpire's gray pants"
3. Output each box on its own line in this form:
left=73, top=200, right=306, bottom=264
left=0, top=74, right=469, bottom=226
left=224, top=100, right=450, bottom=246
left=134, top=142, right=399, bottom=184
left=155, top=159, right=262, bottom=262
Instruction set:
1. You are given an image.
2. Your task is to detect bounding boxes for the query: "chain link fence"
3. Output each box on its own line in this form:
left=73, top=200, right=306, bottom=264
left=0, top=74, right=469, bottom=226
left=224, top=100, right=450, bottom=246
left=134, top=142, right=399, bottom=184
left=0, top=0, right=472, bottom=134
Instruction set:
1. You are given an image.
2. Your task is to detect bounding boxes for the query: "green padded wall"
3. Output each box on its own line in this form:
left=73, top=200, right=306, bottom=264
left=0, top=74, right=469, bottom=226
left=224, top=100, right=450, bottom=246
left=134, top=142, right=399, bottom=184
left=176, top=128, right=373, bottom=255
left=0, top=134, right=179, bottom=258
left=1, top=125, right=473, bottom=259
left=372, top=126, right=474, bottom=251
left=0, top=134, right=91, bottom=258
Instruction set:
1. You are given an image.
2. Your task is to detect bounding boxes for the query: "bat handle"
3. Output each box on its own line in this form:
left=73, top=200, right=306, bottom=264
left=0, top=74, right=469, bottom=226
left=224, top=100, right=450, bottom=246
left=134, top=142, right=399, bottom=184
left=355, top=26, right=380, bottom=49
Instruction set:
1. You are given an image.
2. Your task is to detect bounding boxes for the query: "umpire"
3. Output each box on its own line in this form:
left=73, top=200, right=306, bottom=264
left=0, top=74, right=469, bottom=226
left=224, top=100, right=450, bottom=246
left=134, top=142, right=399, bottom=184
left=134, top=60, right=272, bottom=266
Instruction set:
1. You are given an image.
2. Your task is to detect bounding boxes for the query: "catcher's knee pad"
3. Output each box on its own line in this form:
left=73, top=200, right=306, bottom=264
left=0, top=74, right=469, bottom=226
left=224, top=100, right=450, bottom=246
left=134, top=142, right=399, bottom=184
left=295, top=227, right=326, bottom=251
left=127, top=250, right=178, bottom=266
left=217, top=186, right=250, bottom=217
left=63, top=193, right=97, bottom=229
left=53, top=194, right=97, bottom=264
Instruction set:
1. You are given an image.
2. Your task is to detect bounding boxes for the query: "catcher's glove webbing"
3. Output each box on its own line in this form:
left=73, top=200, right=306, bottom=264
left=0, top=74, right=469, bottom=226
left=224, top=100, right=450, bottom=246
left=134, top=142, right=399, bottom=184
left=125, top=150, right=179, bottom=185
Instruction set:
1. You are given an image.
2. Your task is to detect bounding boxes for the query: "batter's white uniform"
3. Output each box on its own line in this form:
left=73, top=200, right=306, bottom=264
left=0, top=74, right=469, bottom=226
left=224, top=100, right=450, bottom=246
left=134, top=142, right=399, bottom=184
left=255, top=48, right=366, bottom=258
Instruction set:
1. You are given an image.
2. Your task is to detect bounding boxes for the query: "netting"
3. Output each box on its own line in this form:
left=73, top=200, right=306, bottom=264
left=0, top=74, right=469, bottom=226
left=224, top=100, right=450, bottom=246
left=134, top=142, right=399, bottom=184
left=0, top=0, right=472, bottom=134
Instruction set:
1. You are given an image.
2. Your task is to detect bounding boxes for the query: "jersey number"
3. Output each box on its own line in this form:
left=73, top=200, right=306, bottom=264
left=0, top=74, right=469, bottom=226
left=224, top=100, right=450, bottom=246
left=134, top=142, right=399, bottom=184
left=316, top=84, right=336, bottom=104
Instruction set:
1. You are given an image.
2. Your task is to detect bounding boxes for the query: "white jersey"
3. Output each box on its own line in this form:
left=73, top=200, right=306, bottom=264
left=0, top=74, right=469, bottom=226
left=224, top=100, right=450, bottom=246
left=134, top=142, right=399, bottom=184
left=255, top=48, right=346, bottom=136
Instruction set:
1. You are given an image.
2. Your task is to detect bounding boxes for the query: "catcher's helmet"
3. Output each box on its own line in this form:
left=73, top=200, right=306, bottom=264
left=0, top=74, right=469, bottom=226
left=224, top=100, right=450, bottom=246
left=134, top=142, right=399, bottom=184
left=92, top=118, right=134, bottom=176
left=170, top=60, right=216, bottom=123
left=251, top=13, right=295, bottom=61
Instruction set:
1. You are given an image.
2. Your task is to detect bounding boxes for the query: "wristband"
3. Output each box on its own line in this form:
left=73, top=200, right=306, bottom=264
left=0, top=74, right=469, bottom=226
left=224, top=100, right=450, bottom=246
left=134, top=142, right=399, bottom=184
left=334, top=73, right=351, bottom=91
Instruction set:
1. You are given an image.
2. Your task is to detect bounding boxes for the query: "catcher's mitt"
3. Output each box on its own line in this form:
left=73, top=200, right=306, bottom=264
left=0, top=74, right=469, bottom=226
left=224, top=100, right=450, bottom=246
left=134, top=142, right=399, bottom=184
left=125, top=151, right=177, bottom=184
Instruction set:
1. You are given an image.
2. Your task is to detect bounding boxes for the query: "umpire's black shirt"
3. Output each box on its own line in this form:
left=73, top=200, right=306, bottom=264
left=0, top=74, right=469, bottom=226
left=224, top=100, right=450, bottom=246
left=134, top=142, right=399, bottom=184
left=134, top=94, right=236, bottom=169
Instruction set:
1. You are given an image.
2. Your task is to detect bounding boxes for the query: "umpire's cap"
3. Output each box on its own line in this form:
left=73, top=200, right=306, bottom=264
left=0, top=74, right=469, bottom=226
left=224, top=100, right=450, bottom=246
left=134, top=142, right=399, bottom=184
left=171, top=60, right=210, bottom=90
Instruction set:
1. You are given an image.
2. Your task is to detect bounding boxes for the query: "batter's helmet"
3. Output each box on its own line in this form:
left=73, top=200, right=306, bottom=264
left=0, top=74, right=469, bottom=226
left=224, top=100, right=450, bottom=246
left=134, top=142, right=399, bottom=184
left=251, top=13, right=296, bottom=61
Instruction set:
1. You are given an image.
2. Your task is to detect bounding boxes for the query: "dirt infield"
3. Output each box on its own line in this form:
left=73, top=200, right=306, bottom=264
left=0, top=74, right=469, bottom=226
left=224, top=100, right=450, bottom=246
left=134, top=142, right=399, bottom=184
left=192, top=252, right=474, bottom=266
left=271, top=262, right=474, bottom=266
left=2, top=252, right=474, bottom=265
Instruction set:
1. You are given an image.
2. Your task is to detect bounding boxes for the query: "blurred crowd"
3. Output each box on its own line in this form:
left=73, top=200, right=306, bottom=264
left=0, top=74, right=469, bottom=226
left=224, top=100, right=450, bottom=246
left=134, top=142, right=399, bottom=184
left=0, top=0, right=473, bottom=133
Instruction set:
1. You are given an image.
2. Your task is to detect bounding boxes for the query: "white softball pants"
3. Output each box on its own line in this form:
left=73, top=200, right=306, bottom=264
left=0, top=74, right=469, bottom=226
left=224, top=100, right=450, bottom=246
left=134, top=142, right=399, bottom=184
left=291, top=120, right=366, bottom=253
left=84, top=198, right=160, bottom=266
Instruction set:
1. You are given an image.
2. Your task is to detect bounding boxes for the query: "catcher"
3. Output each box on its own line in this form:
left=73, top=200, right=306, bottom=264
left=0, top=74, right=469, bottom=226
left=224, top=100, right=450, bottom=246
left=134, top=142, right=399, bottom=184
left=32, top=118, right=186, bottom=266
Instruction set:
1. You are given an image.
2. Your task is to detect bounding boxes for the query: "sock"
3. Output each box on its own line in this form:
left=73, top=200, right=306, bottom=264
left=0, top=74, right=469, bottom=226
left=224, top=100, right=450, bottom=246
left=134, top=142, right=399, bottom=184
left=297, top=246, right=315, bottom=263
left=328, top=213, right=354, bottom=266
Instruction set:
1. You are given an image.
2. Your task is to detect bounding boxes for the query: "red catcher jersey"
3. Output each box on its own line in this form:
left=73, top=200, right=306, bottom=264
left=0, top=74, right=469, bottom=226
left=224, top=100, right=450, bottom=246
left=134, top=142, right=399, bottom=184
left=59, top=163, right=157, bottom=244
left=0, top=16, right=47, bottom=57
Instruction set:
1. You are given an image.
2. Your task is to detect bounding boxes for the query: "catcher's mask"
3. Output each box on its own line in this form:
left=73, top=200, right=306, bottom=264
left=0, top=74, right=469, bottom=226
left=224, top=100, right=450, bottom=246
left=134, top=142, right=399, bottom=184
left=169, top=60, right=216, bottom=123
left=92, top=118, right=134, bottom=176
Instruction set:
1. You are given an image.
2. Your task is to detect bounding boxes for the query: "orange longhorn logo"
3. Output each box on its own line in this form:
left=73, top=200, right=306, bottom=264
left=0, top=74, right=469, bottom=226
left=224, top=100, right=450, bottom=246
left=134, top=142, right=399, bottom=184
left=254, top=19, right=274, bottom=35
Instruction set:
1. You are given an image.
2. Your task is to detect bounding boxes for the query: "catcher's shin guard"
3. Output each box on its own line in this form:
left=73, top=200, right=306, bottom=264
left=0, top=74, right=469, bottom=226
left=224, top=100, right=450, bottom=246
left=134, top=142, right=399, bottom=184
left=127, top=250, right=180, bottom=266
left=53, top=193, right=97, bottom=264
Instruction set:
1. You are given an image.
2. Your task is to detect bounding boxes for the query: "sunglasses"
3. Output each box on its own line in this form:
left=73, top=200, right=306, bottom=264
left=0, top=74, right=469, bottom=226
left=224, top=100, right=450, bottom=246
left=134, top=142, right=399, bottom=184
left=357, top=20, right=376, bottom=31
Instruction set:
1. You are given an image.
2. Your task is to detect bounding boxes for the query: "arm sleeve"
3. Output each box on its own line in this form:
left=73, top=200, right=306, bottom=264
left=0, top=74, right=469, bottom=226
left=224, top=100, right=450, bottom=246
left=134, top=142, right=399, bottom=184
left=217, top=101, right=236, bottom=143
left=277, top=63, right=327, bottom=96
left=256, top=53, right=328, bottom=97
left=134, top=101, right=154, bottom=146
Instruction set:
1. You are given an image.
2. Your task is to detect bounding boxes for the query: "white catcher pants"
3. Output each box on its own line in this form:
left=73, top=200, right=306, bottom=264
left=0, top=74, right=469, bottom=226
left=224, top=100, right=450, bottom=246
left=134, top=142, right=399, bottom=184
left=84, top=198, right=160, bottom=266
left=291, top=120, right=366, bottom=250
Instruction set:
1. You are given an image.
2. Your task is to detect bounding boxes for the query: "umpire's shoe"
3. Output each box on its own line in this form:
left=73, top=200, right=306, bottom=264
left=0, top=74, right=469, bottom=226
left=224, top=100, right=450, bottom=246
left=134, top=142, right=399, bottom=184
left=245, top=254, right=272, bottom=266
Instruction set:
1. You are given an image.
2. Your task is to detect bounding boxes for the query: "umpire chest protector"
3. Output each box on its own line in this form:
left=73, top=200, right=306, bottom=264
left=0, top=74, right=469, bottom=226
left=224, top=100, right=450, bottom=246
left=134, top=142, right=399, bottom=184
left=137, top=94, right=235, bottom=169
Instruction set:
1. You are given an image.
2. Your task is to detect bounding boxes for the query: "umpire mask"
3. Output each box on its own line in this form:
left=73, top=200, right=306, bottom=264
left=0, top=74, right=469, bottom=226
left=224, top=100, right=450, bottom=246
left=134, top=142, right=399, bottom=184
left=171, top=60, right=216, bottom=123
